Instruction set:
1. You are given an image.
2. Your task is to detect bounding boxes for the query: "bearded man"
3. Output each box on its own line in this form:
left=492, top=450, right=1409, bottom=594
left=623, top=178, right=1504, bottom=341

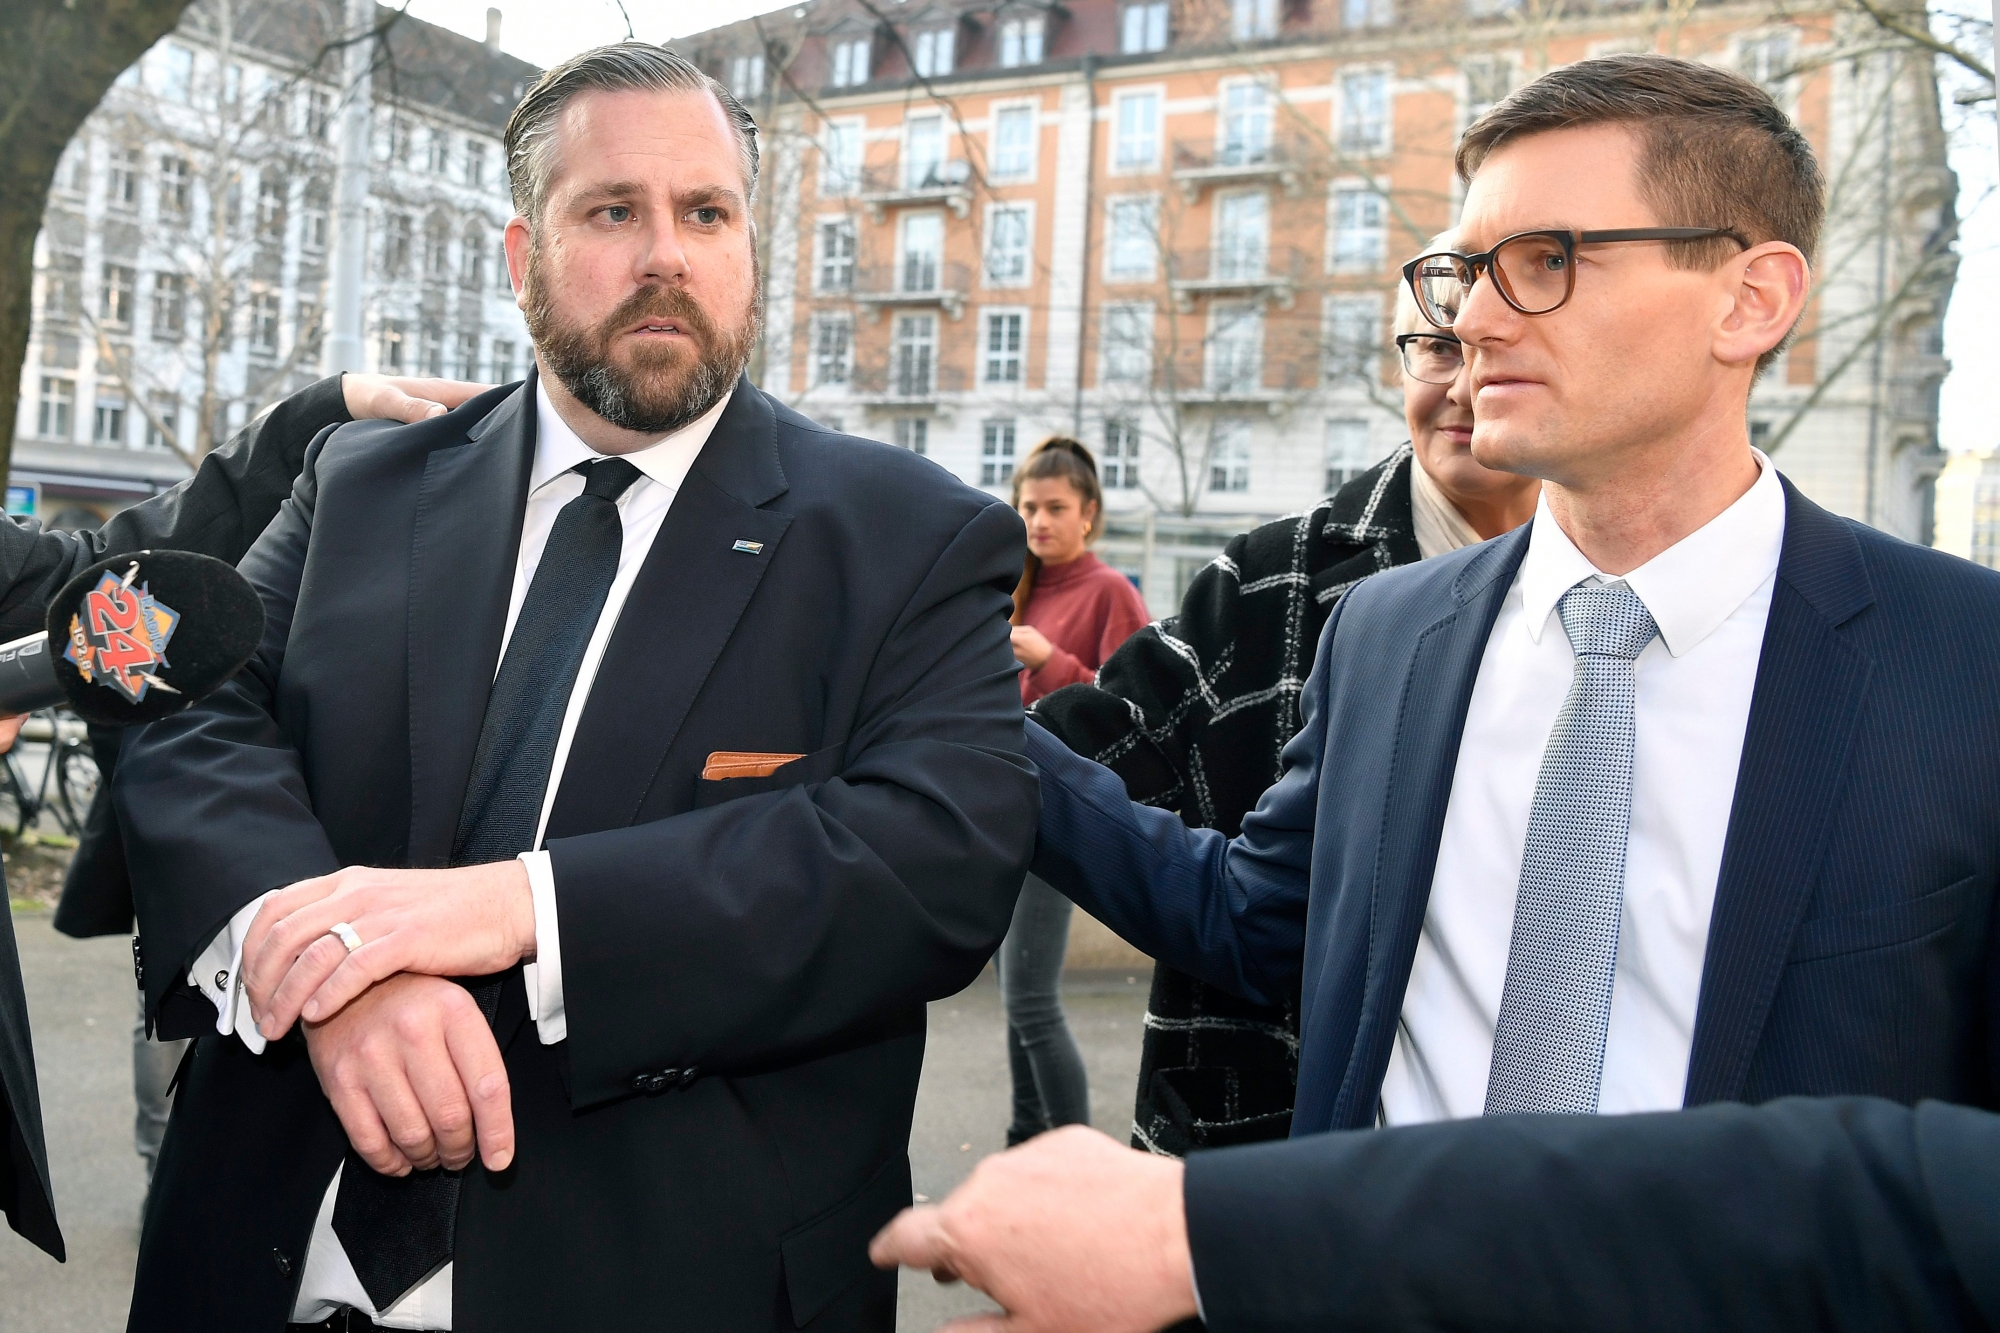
left=115, top=44, right=1036, bottom=1333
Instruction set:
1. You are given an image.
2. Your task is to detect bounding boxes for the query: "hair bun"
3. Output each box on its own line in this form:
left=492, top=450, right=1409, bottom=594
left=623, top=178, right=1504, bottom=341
left=1030, top=435, right=1098, bottom=475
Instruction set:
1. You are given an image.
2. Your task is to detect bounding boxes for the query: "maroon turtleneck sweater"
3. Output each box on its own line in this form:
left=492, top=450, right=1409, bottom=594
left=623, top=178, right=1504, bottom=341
left=1019, top=551, right=1152, bottom=705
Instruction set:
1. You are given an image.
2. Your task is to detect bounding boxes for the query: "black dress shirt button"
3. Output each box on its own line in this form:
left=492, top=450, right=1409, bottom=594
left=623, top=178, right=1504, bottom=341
left=272, top=1248, right=293, bottom=1277
left=631, top=1072, right=668, bottom=1094
left=678, top=1067, right=699, bottom=1088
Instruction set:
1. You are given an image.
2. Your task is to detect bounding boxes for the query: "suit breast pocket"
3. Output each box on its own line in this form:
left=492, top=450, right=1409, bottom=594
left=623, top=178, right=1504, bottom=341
left=1789, top=873, right=1992, bottom=963
left=693, top=743, right=844, bottom=810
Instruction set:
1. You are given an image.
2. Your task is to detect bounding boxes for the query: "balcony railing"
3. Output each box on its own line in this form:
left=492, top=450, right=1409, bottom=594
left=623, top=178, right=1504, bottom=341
left=1169, top=358, right=1319, bottom=415
left=850, top=262, right=971, bottom=321
left=1167, top=245, right=1308, bottom=310
left=858, top=161, right=975, bottom=222
left=850, top=361, right=969, bottom=406
left=1170, top=136, right=1307, bottom=201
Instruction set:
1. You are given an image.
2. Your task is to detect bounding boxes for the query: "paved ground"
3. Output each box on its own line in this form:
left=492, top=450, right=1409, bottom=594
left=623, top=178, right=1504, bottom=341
left=0, top=908, right=1150, bottom=1332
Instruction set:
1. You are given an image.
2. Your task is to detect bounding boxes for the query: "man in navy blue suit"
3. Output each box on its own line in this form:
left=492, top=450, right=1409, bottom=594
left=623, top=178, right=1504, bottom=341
left=871, top=52, right=2000, bottom=1331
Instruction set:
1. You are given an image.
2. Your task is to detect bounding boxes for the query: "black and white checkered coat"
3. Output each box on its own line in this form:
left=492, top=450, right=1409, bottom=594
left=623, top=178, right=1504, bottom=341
left=1032, top=447, right=1422, bottom=1156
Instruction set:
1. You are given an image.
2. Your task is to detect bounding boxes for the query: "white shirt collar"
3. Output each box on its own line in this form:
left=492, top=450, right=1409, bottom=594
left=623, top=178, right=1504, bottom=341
left=1520, top=449, right=1786, bottom=658
left=529, top=378, right=729, bottom=497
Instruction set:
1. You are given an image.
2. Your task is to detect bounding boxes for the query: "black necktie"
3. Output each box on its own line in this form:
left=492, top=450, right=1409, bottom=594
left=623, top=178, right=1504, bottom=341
left=332, top=457, right=644, bottom=1313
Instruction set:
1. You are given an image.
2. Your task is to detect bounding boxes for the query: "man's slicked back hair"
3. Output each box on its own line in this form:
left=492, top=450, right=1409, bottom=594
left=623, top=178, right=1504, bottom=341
left=504, top=42, right=760, bottom=230
left=1457, top=53, right=1823, bottom=270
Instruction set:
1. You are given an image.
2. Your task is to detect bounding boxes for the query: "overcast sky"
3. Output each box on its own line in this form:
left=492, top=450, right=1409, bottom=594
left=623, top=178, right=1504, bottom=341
left=402, top=0, right=795, bottom=55
left=416, top=2, right=2000, bottom=456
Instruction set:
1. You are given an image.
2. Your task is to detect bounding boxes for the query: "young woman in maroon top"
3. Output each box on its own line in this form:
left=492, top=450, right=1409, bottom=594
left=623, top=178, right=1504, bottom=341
left=1001, top=438, right=1152, bottom=1143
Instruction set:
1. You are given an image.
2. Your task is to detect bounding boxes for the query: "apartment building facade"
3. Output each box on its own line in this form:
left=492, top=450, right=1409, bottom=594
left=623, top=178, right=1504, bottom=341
left=681, top=0, right=1955, bottom=610
left=14, top=0, right=537, bottom=528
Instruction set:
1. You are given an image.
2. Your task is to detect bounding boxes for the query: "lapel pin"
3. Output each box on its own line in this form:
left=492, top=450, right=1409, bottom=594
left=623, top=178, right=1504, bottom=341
left=732, top=539, right=765, bottom=555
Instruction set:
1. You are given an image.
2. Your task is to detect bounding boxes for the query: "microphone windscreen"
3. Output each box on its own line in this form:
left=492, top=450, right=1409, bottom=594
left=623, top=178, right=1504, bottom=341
left=45, top=550, right=265, bottom=727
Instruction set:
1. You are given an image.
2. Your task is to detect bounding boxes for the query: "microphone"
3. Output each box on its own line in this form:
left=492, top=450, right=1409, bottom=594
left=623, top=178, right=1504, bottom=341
left=0, top=550, right=265, bottom=727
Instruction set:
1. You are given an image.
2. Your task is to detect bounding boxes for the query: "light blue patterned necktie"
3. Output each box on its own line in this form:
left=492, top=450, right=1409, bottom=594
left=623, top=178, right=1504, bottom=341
left=1485, top=580, right=1659, bottom=1116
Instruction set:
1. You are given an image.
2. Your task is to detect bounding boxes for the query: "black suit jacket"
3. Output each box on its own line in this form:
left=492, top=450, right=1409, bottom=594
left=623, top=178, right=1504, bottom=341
left=1032, top=480, right=2000, bottom=1131
left=1185, top=1096, right=2000, bottom=1331
left=0, top=374, right=349, bottom=1262
left=116, top=373, right=1037, bottom=1331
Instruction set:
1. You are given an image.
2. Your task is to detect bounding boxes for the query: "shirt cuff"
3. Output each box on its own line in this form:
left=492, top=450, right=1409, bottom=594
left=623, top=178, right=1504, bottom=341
left=519, top=850, right=566, bottom=1045
left=188, top=892, right=276, bottom=1055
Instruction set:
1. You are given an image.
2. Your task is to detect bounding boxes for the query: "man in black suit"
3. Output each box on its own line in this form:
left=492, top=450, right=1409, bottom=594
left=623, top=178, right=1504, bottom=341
left=871, top=1102, right=2000, bottom=1331
left=117, top=42, right=1034, bottom=1332
left=0, top=372, right=473, bottom=1261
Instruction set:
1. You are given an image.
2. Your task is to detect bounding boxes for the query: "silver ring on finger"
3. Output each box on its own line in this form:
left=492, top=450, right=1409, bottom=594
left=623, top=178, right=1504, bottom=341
left=329, top=921, right=363, bottom=953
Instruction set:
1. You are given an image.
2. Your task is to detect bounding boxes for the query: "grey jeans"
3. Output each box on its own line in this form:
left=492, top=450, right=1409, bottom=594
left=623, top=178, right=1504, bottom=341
left=995, top=874, right=1090, bottom=1142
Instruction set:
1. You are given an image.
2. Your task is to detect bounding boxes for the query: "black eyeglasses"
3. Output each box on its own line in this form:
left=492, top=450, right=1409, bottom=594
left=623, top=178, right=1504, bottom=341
left=1394, top=331, right=1463, bottom=385
left=1401, top=228, right=1750, bottom=328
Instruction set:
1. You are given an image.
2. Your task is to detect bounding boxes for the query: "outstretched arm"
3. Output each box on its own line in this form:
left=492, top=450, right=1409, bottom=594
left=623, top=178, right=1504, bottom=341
left=0, top=374, right=487, bottom=641
left=870, top=1098, right=2000, bottom=1333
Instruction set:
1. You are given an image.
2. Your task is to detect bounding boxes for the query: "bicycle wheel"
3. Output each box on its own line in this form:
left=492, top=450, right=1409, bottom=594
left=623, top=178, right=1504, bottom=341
left=0, top=754, right=30, bottom=839
left=52, top=740, right=100, bottom=839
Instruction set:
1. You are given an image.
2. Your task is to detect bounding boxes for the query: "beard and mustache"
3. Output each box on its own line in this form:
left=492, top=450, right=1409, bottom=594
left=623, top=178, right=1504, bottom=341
left=522, top=244, right=763, bottom=436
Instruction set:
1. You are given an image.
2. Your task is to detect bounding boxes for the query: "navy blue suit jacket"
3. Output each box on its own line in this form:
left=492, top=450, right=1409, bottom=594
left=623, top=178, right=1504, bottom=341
left=1031, top=479, right=2000, bottom=1134
left=1183, top=1096, right=2000, bottom=1331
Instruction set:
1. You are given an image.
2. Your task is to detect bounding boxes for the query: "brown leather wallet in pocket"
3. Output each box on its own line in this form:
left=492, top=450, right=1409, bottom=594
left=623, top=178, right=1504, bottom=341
left=702, top=751, right=807, bottom=781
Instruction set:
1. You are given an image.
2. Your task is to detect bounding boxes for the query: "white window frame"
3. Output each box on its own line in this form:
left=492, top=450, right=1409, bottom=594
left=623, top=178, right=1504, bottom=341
left=980, top=306, right=1029, bottom=388
left=1105, top=194, right=1160, bottom=283
left=981, top=418, right=1018, bottom=486
left=1324, top=417, right=1376, bottom=490
left=1102, top=418, right=1143, bottom=489
left=903, top=113, right=947, bottom=190
left=1205, top=304, right=1264, bottom=395
left=1344, top=0, right=1395, bottom=27
left=897, top=210, right=946, bottom=294
left=1214, top=190, right=1270, bottom=280
left=1120, top=0, right=1169, bottom=52
left=1231, top=0, right=1278, bottom=41
left=1321, top=292, right=1383, bottom=385
left=892, top=313, right=938, bottom=395
left=831, top=37, right=871, bottom=88
left=913, top=26, right=956, bottom=78
left=1326, top=178, right=1389, bottom=275
left=989, top=101, right=1039, bottom=181
left=998, top=14, right=1046, bottom=67
left=1110, top=87, right=1163, bottom=173
left=1217, top=78, right=1275, bottom=165
left=982, top=201, right=1034, bottom=288
left=1208, top=419, right=1252, bottom=493
left=893, top=417, right=929, bottom=454
left=730, top=53, right=767, bottom=100
left=812, top=310, right=854, bottom=387
left=1336, top=67, right=1393, bottom=157
left=1099, top=302, right=1155, bottom=386
left=818, top=117, right=866, bottom=198
left=814, top=215, right=858, bottom=293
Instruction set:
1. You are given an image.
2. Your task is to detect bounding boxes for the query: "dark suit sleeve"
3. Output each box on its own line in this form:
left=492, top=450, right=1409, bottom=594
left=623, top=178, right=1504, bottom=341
left=1024, top=587, right=1350, bottom=1009
left=0, top=375, right=350, bottom=641
left=1184, top=1097, right=2000, bottom=1333
left=116, top=428, right=347, bottom=1035
left=546, top=499, right=1040, bottom=1106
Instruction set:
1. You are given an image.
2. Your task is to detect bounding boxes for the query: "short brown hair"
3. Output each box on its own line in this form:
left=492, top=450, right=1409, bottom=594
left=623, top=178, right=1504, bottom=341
left=1458, top=54, right=1823, bottom=370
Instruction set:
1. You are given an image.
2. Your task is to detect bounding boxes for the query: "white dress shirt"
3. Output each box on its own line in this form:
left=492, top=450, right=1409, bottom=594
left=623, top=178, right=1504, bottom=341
left=1379, top=450, right=1786, bottom=1126
left=187, top=381, right=725, bottom=1328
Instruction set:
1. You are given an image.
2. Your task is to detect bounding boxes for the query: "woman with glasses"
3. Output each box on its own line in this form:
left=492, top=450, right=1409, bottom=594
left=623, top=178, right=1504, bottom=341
left=1030, top=236, right=1539, bottom=1159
